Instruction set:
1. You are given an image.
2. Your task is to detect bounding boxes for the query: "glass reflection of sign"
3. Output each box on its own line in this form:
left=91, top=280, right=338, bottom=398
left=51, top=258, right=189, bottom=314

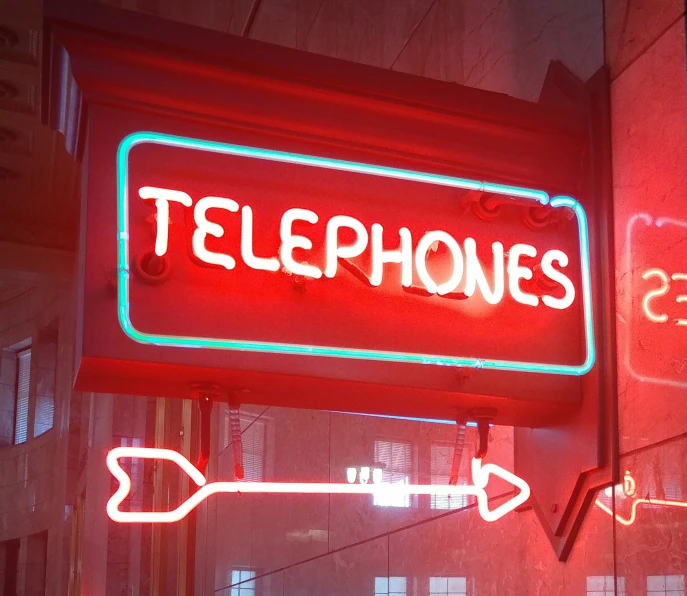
left=595, top=470, right=687, bottom=526
left=118, top=132, right=594, bottom=375
left=626, top=215, right=687, bottom=387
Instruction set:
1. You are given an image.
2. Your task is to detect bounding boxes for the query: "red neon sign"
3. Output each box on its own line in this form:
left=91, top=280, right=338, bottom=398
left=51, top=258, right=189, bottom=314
left=76, top=124, right=597, bottom=424
left=106, top=446, right=530, bottom=524
left=117, top=133, right=592, bottom=374
left=140, top=184, right=576, bottom=308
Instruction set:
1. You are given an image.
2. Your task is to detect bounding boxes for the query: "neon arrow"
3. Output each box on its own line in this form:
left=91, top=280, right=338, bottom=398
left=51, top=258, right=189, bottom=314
left=595, top=471, right=687, bottom=526
left=106, top=446, right=530, bottom=524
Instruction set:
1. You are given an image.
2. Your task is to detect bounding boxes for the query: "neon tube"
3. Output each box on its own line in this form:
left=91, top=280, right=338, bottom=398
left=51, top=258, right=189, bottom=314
left=595, top=495, right=687, bottom=527
left=106, top=446, right=530, bottom=524
left=624, top=214, right=687, bottom=388
left=117, top=133, right=595, bottom=376
left=594, top=471, right=687, bottom=526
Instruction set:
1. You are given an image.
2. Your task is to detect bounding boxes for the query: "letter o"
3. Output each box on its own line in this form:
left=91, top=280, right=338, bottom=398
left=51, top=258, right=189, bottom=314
left=415, top=231, right=464, bottom=295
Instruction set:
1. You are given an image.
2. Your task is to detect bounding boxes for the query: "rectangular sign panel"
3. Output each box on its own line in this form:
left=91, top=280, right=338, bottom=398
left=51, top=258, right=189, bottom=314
left=117, top=132, right=593, bottom=376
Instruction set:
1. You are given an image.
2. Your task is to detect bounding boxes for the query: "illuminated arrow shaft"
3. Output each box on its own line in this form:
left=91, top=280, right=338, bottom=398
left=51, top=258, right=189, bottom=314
left=106, top=447, right=530, bottom=524
left=595, top=496, right=687, bottom=526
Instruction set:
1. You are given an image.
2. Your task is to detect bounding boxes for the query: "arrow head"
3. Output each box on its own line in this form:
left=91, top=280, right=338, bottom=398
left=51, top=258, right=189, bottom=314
left=471, top=458, right=531, bottom=522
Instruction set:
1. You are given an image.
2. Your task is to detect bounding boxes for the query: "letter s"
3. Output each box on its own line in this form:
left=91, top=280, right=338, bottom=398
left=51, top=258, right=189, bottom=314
left=541, top=250, right=575, bottom=310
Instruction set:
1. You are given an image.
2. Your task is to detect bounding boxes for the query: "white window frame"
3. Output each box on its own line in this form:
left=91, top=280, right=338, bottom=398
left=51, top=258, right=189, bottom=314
left=230, top=568, right=256, bottom=596
left=429, top=575, right=468, bottom=595
left=647, top=574, right=685, bottom=596
left=586, top=575, right=625, bottom=596
left=374, top=576, right=406, bottom=595
left=13, top=346, right=31, bottom=445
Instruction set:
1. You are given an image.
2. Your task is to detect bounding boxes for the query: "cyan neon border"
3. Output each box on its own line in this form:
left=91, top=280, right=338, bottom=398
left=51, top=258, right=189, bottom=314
left=116, top=131, right=595, bottom=376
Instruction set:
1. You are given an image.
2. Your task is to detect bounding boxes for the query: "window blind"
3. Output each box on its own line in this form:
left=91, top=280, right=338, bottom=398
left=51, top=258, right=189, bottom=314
left=430, top=443, right=469, bottom=510
left=14, top=349, right=31, bottom=444
left=34, top=395, right=54, bottom=437
left=222, top=412, right=266, bottom=482
left=373, top=440, right=411, bottom=507
left=34, top=336, right=56, bottom=437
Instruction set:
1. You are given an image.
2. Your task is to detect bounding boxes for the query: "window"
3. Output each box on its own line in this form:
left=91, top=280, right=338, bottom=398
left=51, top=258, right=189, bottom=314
left=430, top=576, right=467, bottom=595
left=230, top=569, right=256, bottom=596
left=222, top=412, right=266, bottom=482
left=647, top=575, right=685, bottom=596
left=33, top=325, right=57, bottom=437
left=430, top=444, right=470, bottom=510
left=375, top=576, right=406, bottom=595
left=587, top=576, right=626, bottom=596
left=645, top=456, right=683, bottom=503
left=0, top=340, right=33, bottom=446
left=373, top=440, right=411, bottom=507
left=13, top=348, right=31, bottom=444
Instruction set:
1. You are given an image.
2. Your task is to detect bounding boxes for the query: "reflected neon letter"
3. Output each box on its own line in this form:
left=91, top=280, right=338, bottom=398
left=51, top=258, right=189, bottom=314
left=139, top=186, right=192, bottom=256
left=642, top=269, right=670, bottom=323
left=672, top=273, right=687, bottom=326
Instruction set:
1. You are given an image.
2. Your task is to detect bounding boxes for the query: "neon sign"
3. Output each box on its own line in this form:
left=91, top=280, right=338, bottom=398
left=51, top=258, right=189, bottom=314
left=625, top=215, right=687, bottom=387
left=595, top=471, right=687, bottom=526
left=106, top=446, right=530, bottom=524
left=117, top=132, right=595, bottom=376
left=142, top=185, right=576, bottom=306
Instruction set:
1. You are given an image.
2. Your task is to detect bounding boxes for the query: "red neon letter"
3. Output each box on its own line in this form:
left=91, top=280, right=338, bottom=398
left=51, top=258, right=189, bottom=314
left=540, top=249, right=575, bottom=310
left=507, top=243, right=538, bottom=307
left=138, top=186, right=192, bottom=256
left=463, top=238, right=504, bottom=305
left=241, top=206, right=280, bottom=272
left=324, top=215, right=369, bottom=278
left=280, top=208, right=322, bottom=278
left=192, top=196, right=239, bottom=270
left=370, top=224, right=412, bottom=288
left=415, top=231, right=464, bottom=295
